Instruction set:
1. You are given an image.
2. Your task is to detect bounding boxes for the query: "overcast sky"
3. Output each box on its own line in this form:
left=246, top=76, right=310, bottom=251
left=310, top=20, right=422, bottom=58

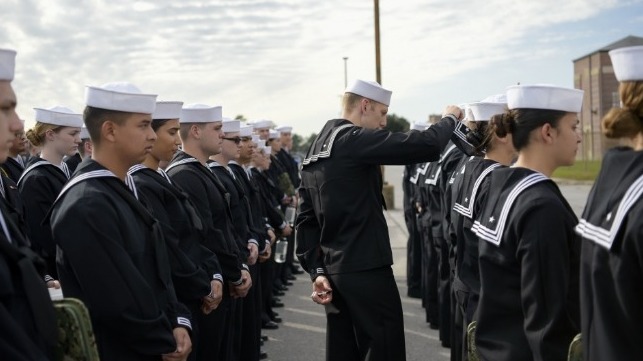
left=2, top=0, right=642, bottom=136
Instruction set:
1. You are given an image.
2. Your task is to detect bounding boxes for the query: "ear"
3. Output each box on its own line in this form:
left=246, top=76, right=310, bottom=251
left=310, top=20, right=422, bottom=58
left=191, top=124, right=200, bottom=139
left=360, top=98, right=369, bottom=113
left=102, top=120, right=117, bottom=143
left=540, top=123, right=555, bottom=145
left=44, top=129, right=57, bottom=142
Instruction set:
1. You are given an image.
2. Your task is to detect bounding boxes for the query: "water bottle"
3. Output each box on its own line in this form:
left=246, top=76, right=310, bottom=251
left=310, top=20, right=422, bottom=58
left=275, top=238, right=288, bottom=264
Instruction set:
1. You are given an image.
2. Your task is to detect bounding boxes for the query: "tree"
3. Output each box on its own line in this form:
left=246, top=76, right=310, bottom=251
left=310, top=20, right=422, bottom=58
left=235, top=114, right=247, bottom=121
left=386, top=113, right=410, bottom=132
left=292, top=132, right=317, bottom=154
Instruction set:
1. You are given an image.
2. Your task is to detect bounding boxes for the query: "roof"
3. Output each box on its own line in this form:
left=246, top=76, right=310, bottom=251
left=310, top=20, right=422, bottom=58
left=573, top=35, right=643, bottom=62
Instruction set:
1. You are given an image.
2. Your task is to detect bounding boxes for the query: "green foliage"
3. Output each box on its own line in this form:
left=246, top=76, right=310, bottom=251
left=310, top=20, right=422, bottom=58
left=552, top=160, right=601, bottom=181
left=386, top=114, right=410, bottom=132
left=291, top=132, right=318, bottom=154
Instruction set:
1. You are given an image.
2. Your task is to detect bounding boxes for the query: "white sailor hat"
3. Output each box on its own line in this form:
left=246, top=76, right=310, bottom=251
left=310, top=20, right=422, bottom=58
left=411, top=122, right=429, bottom=131
left=152, top=101, right=183, bottom=120
left=180, top=104, right=223, bottom=123
left=481, top=93, right=507, bottom=103
left=85, top=82, right=157, bottom=114
left=80, top=126, right=90, bottom=140
left=609, top=45, right=643, bottom=82
left=34, top=106, right=84, bottom=128
left=275, top=125, right=293, bottom=133
left=506, top=84, right=583, bottom=113
left=469, top=100, right=507, bottom=122
left=222, top=118, right=241, bottom=133
left=268, top=130, right=279, bottom=140
left=0, top=49, right=16, bottom=81
left=253, top=119, right=272, bottom=130
left=345, top=79, right=392, bottom=106
left=239, top=125, right=253, bottom=137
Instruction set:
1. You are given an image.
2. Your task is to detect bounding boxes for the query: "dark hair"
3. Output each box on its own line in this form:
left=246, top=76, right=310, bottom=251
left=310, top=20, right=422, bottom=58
left=495, top=108, right=568, bottom=151
left=151, top=119, right=172, bottom=132
left=466, top=121, right=489, bottom=156
left=601, top=81, right=643, bottom=139
left=83, top=106, right=130, bottom=145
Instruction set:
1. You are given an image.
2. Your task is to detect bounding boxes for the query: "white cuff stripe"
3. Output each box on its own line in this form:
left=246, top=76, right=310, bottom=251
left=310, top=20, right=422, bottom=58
left=177, top=317, right=192, bottom=330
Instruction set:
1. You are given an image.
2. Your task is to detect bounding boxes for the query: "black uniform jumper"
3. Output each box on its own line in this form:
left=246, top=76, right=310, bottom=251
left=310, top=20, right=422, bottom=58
left=577, top=147, right=643, bottom=360
left=473, top=167, right=580, bottom=361
left=1, top=156, right=25, bottom=183
left=51, top=160, right=191, bottom=361
left=296, top=117, right=457, bottom=361
left=18, top=157, right=70, bottom=278
left=129, top=164, right=222, bottom=361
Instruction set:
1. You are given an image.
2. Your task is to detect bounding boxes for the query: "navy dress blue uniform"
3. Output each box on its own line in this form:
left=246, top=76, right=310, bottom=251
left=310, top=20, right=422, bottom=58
left=447, top=156, right=500, bottom=361
left=129, top=164, right=223, bottom=361
left=51, top=159, right=191, bottom=361
left=166, top=151, right=247, bottom=361
left=0, top=198, right=57, bottom=361
left=473, top=167, right=580, bottom=361
left=1, top=156, right=25, bottom=183
left=18, top=157, right=70, bottom=279
left=577, top=147, right=643, bottom=360
left=296, top=116, right=457, bottom=361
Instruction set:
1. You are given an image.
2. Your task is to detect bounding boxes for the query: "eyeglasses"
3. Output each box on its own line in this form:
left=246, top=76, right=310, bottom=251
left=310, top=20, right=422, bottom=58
left=222, top=137, right=241, bottom=144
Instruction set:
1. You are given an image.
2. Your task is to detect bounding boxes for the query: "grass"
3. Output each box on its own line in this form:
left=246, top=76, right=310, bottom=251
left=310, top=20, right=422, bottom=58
left=552, top=160, right=602, bottom=181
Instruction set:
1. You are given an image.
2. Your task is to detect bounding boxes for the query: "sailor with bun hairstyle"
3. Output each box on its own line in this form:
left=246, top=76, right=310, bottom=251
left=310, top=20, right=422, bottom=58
left=473, top=84, right=584, bottom=361
left=577, top=45, right=643, bottom=360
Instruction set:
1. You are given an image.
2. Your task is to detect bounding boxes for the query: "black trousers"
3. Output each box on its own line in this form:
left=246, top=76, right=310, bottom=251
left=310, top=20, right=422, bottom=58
left=405, top=210, right=422, bottom=297
left=239, top=264, right=262, bottom=361
left=436, top=236, right=452, bottom=346
left=452, top=277, right=471, bottom=361
left=420, top=216, right=439, bottom=325
left=326, top=267, right=406, bottom=361
left=260, top=258, right=275, bottom=321
left=196, top=290, right=232, bottom=361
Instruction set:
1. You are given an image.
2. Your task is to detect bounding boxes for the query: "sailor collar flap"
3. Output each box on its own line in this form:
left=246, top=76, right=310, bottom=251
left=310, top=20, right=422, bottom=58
left=576, top=174, right=643, bottom=250
left=453, top=161, right=501, bottom=219
left=302, top=120, right=354, bottom=167
left=472, top=171, right=549, bottom=246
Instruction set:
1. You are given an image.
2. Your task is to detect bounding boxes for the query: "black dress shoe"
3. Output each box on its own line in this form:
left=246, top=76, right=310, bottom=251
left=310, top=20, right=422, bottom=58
left=261, top=335, right=269, bottom=342
left=260, top=350, right=268, bottom=359
left=271, top=312, right=279, bottom=318
left=271, top=316, right=282, bottom=323
left=262, top=321, right=279, bottom=330
left=271, top=300, right=284, bottom=308
left=277, top=284, right=289, bottom=291
left=290, top=266, right=304, bottom=274
left=287, top=274, right=297, bottom=281
left=273, top=289, right=285, bottom=296
left=283, top=280, right=293, bottom=286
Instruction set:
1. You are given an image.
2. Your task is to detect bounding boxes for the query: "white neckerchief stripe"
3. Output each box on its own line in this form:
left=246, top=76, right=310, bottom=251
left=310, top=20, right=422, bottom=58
left=439, top=144, right=457, bottom=164
left=419, top=162, right=430, bottom=175
left=61, top=162, right=71, bottom=179
left=472, top=173, right=549, bottom=246
left=165, top=157, right=200, bottom=172
left=0, top=175, right=4, bottom=199
left=453, top=163, right=501, bottom=218
left=302, top=123, right=354, bottom=166
left=127, top=164, right=147, bottom=175
left=157, top=168, right=172, bottom=184
left=575, top=174, right=643, bottom=250
left=0, top=210, right=11, bottom=243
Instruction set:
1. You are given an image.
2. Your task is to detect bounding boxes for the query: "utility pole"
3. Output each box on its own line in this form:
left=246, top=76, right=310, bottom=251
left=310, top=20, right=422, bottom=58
left=374, top=0, right=382, bottom=84
left=343, top=56, right=349, bottom=88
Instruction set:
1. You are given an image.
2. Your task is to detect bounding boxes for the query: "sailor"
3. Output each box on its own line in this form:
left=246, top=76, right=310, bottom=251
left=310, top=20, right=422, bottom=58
left=0, top=47, right=58, bottom=361
left=473, top=84, right=583, bottom=361
left=19, top=106, right=82, bottom=279
left=296, top=79, right=462, bottom=361
left=577, top=45, right=643, bottom=360
left=50, top=82, right=193, bottom=361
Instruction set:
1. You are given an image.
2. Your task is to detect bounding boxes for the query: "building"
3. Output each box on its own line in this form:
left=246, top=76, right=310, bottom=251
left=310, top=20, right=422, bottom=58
left=573, top=35, right=643, bottom=160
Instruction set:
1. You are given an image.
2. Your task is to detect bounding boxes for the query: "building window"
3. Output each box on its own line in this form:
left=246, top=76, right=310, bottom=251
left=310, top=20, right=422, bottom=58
left=612, top=92, right=620, bottom=108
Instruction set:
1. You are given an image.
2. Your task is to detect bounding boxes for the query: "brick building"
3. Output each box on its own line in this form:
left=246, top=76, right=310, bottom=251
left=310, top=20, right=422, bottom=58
left=573, top=35, right=643, bottom=160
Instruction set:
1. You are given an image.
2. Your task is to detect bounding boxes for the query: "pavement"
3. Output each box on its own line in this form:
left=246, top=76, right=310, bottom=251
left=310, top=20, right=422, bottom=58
left=263, top=165, right=592, bottom=361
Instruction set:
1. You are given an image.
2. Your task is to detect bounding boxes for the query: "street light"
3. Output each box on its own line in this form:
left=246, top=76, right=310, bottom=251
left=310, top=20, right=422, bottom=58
left=343, top=57, right=349, bottom=88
